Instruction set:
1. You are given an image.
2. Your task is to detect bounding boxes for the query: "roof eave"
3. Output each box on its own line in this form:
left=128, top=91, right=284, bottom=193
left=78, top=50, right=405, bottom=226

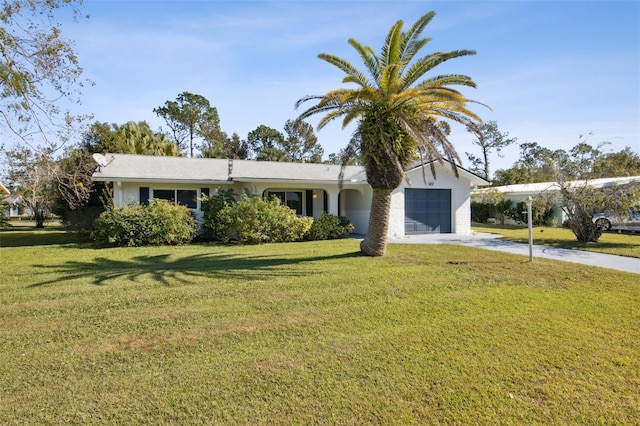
left=231, top=177, right=368, bottom=185
left=92, top=176, right=233, bottom=185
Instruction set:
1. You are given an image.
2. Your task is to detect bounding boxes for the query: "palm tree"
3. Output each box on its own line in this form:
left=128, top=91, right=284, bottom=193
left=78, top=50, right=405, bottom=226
left=296, top=11, right=484, bottom=256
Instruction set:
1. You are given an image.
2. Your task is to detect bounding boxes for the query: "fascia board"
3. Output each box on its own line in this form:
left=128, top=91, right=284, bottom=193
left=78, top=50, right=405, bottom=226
left=231, top=178, right=368, bottom=186
left=92, top=177, right=233, bottom=185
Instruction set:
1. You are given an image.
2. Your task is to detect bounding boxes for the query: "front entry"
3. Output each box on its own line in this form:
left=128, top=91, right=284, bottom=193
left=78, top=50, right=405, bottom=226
left=404, top=188, right=452, bottom=234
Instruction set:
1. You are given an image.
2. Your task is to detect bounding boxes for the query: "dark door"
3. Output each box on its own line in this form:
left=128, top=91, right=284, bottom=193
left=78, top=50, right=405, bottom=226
left=404, top=189, right=452, bottom=234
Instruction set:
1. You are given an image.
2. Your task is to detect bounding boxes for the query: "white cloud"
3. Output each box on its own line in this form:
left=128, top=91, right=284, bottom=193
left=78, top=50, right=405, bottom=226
left=6, top=0, right=637, bottom=168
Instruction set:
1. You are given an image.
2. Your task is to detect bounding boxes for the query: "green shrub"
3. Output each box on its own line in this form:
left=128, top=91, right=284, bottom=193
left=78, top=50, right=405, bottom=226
left=1, top=199, right=12, bottom=229
left=215, top=193, right=312, bottom=244
left=306, top=212, right=354, bottom=240
left=507, top=198, right=554, bottom=226
left=471, top=199, right=513, bottom=224
left=200, top=188, right=237, bottom=240
left=470, top=201, right=494, bottom=224
left=58, top=205, right=105, bottom=232
left=92, top=200, right=196, bottom=246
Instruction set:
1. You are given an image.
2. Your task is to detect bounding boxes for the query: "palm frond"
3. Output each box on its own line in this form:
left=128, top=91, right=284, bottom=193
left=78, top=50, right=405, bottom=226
left=296, top=97, right=343, bottom=123
left=403, top=50, right=476, bottom=89
left=296, top=9, right=485, bottom=186
left=297, top=88, right=361, bottom=113
left=398, top=11, right=435, bottom=62
left=429, top=108, right=482, bottom=133
left=398, top=37, right=431, bottom=67
left=348, top=39, right=380, bottom=83
left=405, top=116, right=462, bottom=178
left=294, top=95, right=324, bottom=110
left=303, top=89, right=367, bottom=125
left=318, top=54, right=369, bottom=87
left=416, top=74, right=478, bottom=89
left=379, top=62, right=404, bottom=96
left=411, top=86, right=479, bottom=110
left=341, top=106, right=365, bottom=129
left=317, top=109, right=348, bottom=129
left=380, top=20, right=404, bottom=67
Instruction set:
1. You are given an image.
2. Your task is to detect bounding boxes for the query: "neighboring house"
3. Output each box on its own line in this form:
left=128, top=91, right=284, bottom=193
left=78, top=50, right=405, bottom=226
left=1, top=182, right=8, bottom=218
left=1, top=182, right=20, bottom=217
left=4, top=195, right=22, bottom=217
left=472, top=176, right=640, bottom=225
left=91, top=154, right=489, bottom=238
left=2, top=182, right=28, bottom=218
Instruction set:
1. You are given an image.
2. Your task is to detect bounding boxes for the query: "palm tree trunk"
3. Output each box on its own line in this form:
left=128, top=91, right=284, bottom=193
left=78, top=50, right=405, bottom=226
left=360, top=188, right=393, bottom=256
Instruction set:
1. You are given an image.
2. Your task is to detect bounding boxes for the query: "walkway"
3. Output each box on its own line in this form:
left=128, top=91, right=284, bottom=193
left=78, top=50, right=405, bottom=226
left=385, top=232, right=640, bottom=275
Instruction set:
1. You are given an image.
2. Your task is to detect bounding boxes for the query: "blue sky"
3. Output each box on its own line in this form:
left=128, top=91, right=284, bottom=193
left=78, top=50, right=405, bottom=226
left=58, top=0, right=639, bottom=171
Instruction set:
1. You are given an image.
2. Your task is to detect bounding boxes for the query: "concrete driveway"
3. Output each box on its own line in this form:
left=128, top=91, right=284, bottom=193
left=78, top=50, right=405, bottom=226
left=384, top=232, right=640, bottom=275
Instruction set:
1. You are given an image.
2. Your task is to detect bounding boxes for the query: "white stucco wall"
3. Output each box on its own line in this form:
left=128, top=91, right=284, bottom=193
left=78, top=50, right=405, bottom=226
left=117, top=182, right=138, bottom=207
left=115, top=181, right=371, bottom=218
left=253, top=182, right=340, bottom=218
left=339, top=187, right=372, bottom=234
left=311, top=190, right=325, bottom=219
left=387, top=166, right=474, bottom=238
left=116, top=181, right=373, bottom=231
left=116, top=182, right=218, bottom=209
left=110, top=165, right=475, bottom=239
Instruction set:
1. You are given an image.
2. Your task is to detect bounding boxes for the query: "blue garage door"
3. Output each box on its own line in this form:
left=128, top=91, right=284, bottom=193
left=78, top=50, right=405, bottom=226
left=405, top=189, right=451, bottom=234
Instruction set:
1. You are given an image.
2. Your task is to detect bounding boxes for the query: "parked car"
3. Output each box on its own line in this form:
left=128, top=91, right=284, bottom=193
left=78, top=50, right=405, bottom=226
left=593, top=209, right=640, bottom=231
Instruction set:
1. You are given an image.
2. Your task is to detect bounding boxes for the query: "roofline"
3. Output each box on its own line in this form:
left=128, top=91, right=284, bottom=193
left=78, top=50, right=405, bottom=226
left=93, top=176, right=368, bottom=186
left=474, top=175, right=640, bottom=195
left=405, top=160, right=491, bottom=187
left=91, top=154, right=489, bottom=186
left=0, top=182, right=10, bottom=196
left=231, top=177, right=368, bottom=185
left=406, top=160, right=490, bottom=186
left=96, top=153, right=355, bottom=169
left=93, top=178, right=233, bottom=185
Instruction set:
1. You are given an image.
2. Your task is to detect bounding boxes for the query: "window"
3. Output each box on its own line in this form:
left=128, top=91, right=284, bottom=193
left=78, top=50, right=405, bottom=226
left=268, top=191, right=303, bottom=215
left=153, top=189, right=197, bottom=209
left=177, top=190, right=197, bottom=208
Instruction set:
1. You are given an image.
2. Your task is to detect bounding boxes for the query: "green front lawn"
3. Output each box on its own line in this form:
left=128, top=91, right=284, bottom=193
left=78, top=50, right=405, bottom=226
left=1, top=232, right=638, bottom=424
left=473, top=224, right=640, bottom=258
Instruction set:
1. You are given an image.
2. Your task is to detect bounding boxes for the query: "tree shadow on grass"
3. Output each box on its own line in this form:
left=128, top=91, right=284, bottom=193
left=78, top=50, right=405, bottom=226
left=29, top=250, right=363, bottom=287
left=0, top=231, right=88, bottom=248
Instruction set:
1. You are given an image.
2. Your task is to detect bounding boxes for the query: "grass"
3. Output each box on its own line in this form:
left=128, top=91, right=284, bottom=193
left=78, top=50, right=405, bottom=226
left=4, top=218, right=64, bottom=229
left=473, top=224, right=640, bottom=259
left=1, top=230, right=639, bottom=424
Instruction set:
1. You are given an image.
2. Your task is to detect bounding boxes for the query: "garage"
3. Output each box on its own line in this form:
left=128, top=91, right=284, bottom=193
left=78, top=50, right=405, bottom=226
left=404, top=188, right=452, bottom=234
